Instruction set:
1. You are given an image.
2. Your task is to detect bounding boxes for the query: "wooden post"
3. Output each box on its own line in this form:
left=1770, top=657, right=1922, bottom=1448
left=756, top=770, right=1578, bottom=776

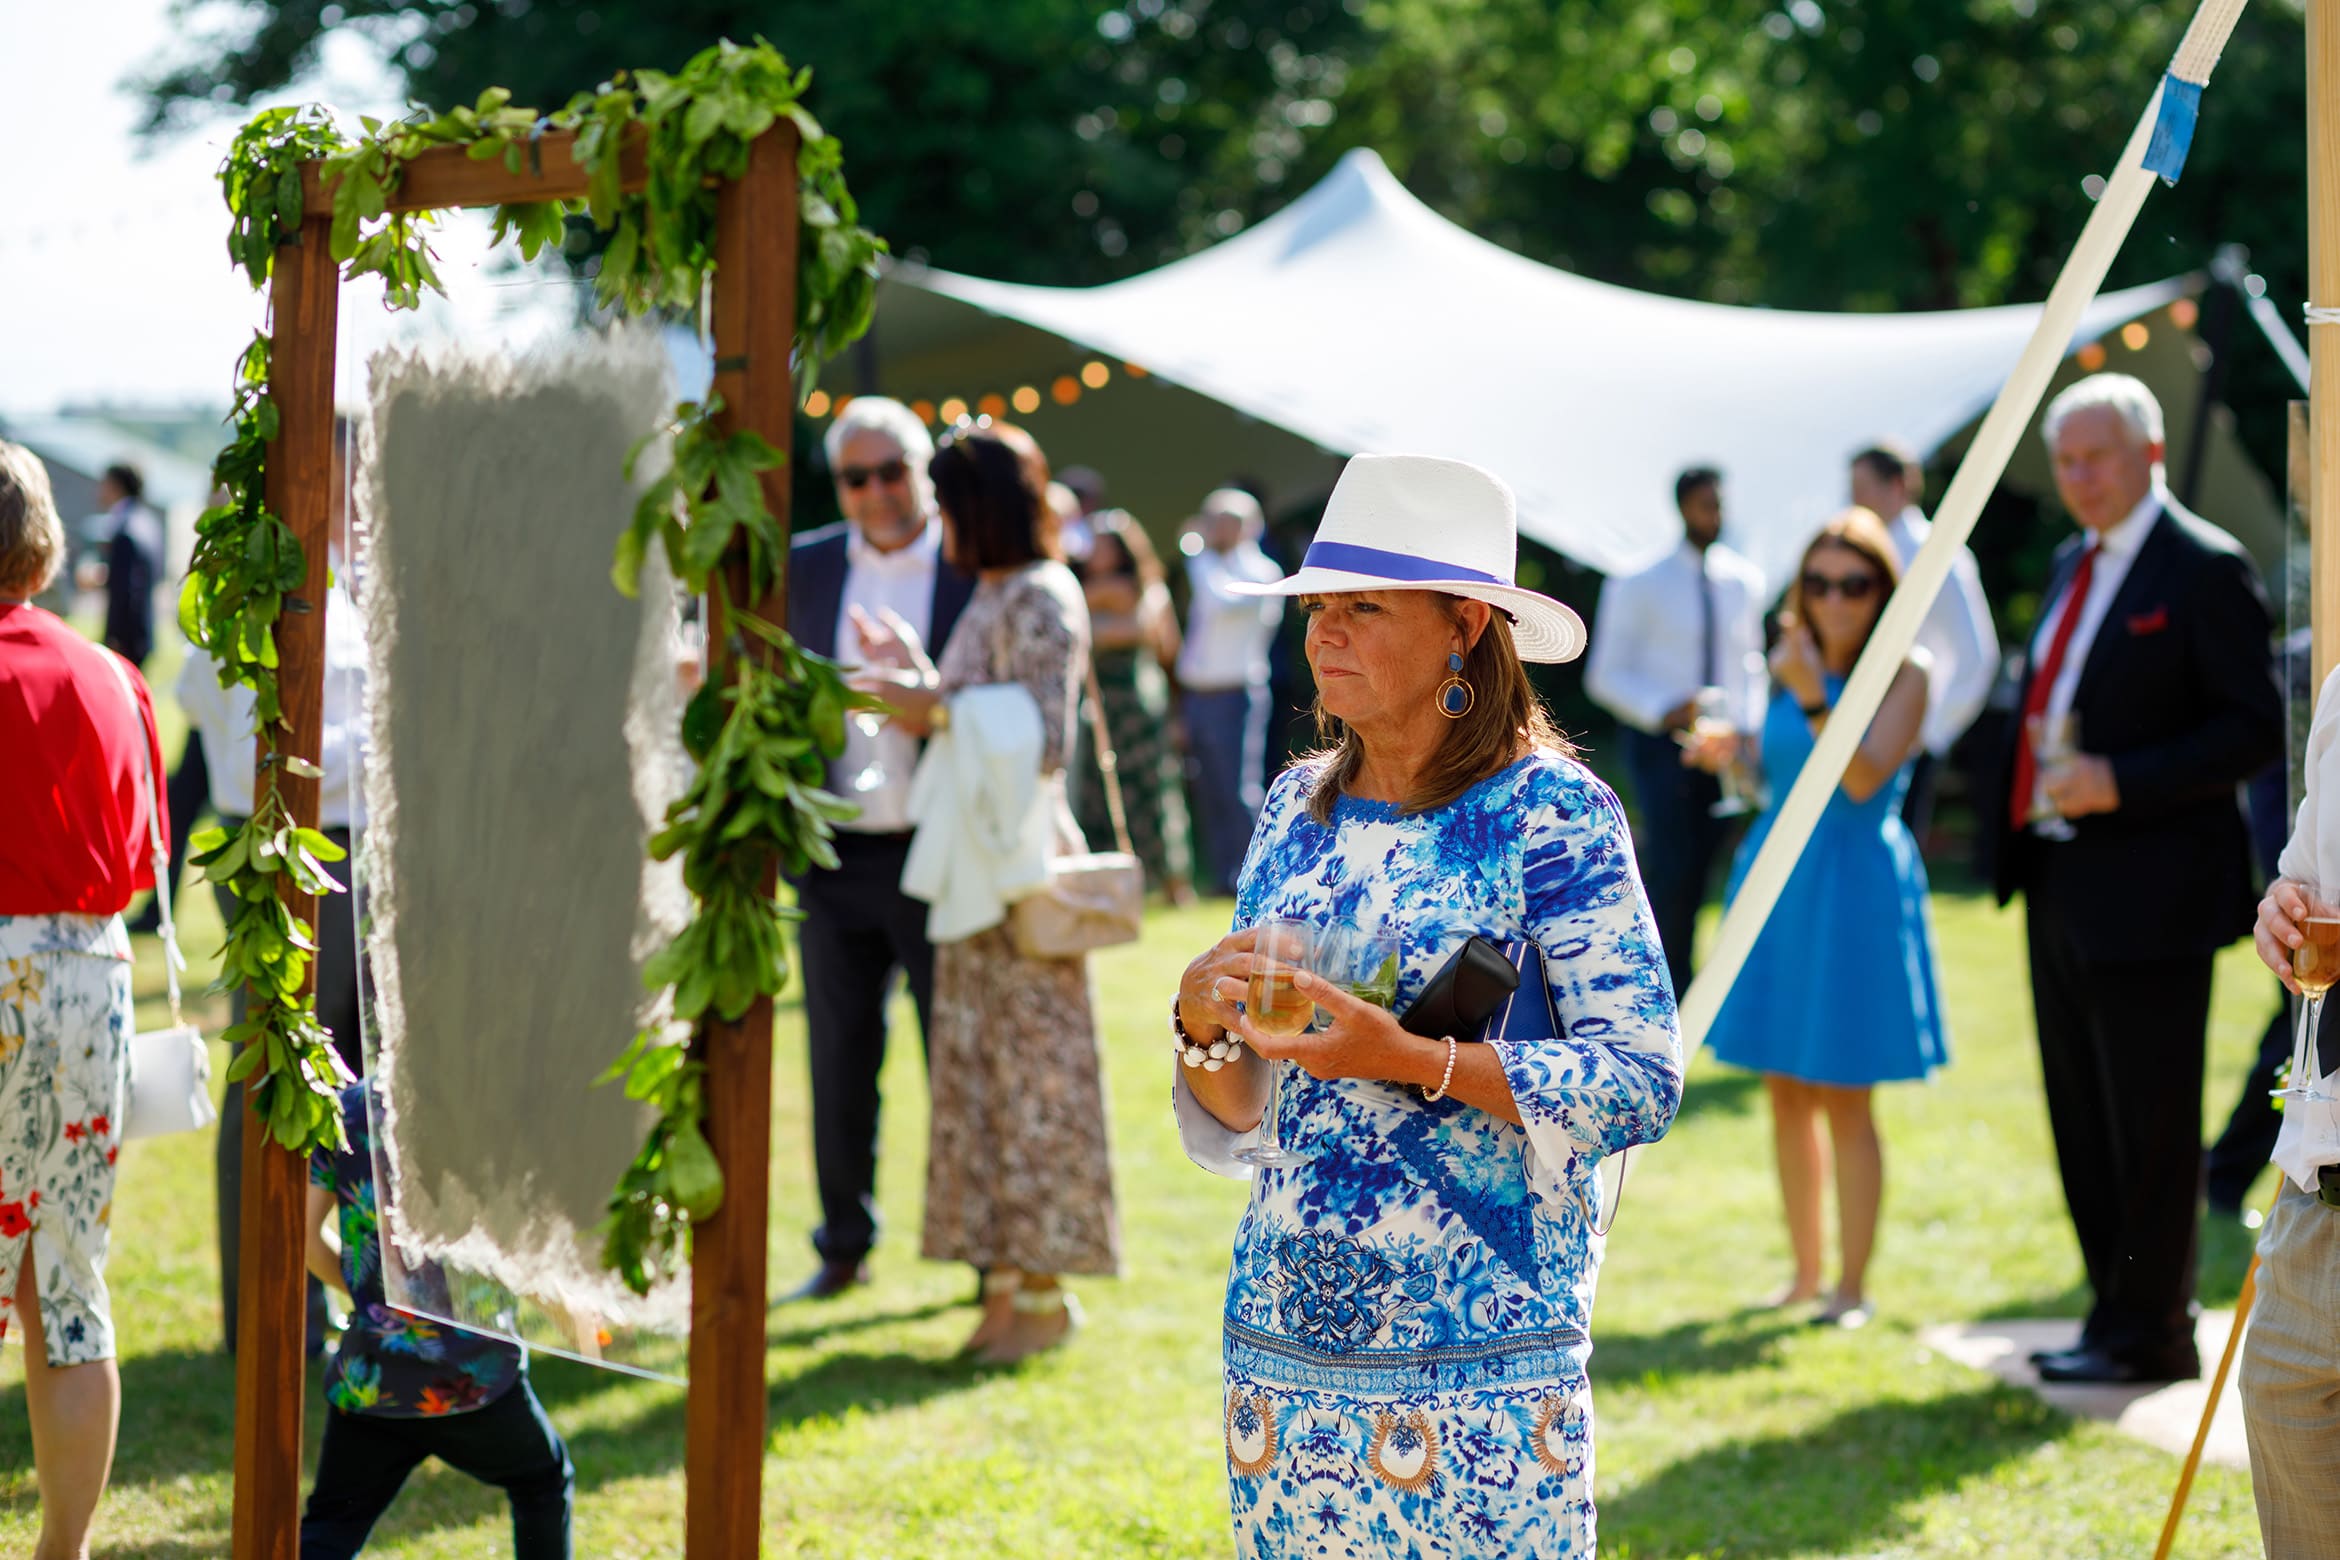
left=688, top=120, right=799, bottom=1557
left=232, top=211, right=339, bottom=1560
left=2313, top=1, right=2340, bottom=688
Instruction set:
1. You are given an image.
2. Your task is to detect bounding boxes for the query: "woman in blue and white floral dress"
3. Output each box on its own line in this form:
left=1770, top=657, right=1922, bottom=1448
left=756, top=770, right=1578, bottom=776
left=1173, top=455, right=1682, bottom=1559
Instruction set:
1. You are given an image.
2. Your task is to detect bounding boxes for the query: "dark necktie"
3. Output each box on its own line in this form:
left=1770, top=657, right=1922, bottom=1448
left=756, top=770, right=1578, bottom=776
left=1698, top=557, right=1717, bottom=689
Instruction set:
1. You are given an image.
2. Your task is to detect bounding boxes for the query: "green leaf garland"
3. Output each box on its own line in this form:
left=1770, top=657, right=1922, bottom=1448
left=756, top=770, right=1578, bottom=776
left=201, top=38, right=887, bottom=1290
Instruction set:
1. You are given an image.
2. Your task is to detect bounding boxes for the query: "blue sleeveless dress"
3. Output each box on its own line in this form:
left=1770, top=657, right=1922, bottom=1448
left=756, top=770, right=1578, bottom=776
left=1705, top=677, right=1948, bottom=1087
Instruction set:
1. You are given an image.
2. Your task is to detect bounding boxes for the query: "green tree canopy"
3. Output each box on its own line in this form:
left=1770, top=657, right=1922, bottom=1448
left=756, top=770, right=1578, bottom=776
left=140, top=1, right=2311, bottom=590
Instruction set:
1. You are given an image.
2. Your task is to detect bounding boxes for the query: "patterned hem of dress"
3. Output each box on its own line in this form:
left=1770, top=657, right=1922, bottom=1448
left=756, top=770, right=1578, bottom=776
left=1225, top=1316, right=1589, bottom=1394
left=0, top=913, right=131, bottom=962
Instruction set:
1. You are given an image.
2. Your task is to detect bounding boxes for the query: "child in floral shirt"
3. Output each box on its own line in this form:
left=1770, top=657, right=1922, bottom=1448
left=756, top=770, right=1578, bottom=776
left=303, top=1081, right=573, bottom=1558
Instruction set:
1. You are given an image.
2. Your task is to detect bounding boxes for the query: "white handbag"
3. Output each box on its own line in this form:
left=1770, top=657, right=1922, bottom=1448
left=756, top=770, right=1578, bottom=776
left=100, top=651, right=218, bottom=1141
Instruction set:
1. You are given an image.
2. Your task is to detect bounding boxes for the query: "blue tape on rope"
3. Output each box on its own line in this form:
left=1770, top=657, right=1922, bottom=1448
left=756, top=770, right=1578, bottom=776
left=2142, top=74, right=2203, bottom=185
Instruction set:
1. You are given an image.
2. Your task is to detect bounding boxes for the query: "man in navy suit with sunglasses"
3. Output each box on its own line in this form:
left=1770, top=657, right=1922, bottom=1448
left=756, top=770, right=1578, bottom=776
left=781, top=396, right=974, bottom=1302
left=1985, top=373, right=2282, bottom=1384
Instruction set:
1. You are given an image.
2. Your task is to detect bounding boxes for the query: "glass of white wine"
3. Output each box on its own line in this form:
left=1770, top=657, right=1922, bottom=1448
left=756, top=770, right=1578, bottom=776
left=1234, top=917, right=1319, bottom=1168
left=2277, top=887, right=2340, bottom=1106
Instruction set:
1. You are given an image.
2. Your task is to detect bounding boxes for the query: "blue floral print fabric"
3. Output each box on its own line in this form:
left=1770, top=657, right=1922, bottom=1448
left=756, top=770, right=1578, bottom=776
left=312, top=1082, right=522, bottom=1418
left=1176, top=752, right=1682, bottom=1557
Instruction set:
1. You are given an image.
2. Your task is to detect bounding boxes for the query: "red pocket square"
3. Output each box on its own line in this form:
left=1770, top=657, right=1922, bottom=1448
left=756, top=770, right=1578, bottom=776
left=2127, top=607, right=2170, bottom=635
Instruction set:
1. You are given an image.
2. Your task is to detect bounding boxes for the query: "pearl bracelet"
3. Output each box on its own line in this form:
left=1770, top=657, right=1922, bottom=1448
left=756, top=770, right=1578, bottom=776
left=1420, top=1035, right=1458, bottom=1102
left=1173, top=994, right=1244, bottom=1072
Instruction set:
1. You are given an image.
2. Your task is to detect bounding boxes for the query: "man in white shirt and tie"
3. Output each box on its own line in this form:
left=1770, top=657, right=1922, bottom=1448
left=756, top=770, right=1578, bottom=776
left=782, top=397, right=975, bottom=1302
left=1988, top=373, right=2281, bottom=1384
left=1178, top=488, right=1284, bottom=898
left=1849, top=442, right=2000, bottom=841
left=1584, top=466, right=1767, bottom=998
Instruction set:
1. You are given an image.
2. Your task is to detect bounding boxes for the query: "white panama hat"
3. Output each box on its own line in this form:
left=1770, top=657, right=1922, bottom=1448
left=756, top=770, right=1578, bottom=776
left=1230, top=453, right=1587, bottom=664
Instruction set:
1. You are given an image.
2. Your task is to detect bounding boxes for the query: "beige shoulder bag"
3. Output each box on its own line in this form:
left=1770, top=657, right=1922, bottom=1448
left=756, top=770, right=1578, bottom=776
left=1003, top=612, right=1145, bottom=959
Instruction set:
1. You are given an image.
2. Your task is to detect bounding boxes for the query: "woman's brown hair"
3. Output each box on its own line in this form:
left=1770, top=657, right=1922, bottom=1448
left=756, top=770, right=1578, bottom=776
left=1783, top=506, right=1902, bottom=664
left=929, top=421, right=1059, bottom=572
left=1304, top=595, right=1573, bottom=822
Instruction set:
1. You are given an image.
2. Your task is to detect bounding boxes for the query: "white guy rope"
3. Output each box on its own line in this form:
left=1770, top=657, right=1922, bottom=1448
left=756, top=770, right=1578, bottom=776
left=1676, top=0, right=2254, bottom=1055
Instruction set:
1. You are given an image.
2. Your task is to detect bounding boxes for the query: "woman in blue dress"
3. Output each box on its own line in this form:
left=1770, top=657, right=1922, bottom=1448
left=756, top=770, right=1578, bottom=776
left=1171, top=454, right=1682, bottom=1558
left=1702, top=506, right=1947, bottom=1328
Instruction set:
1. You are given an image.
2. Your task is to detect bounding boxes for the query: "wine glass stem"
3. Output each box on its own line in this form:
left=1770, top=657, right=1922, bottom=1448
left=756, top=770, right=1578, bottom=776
left=2303, top=994, right=2329, bottom=1096
left=1255, top=1057, right=1290, bottom=1153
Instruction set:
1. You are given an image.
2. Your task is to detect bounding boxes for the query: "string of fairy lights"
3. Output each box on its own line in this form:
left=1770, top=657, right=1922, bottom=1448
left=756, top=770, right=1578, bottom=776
left=801, top=357, right=1148, bottom=425
left=2070, top=295, right=2200, bottom=373
left=799, top=296, right=2202, bottom=425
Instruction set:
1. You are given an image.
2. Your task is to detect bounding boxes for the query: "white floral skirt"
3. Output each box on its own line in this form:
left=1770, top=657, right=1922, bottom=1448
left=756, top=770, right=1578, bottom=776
left=1223, top=1349, right=1596, bottom=1559
left=0, top=914, right=132, bottom=1366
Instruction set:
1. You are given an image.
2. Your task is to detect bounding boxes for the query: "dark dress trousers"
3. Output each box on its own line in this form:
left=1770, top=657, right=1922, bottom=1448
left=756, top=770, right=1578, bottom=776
left=1982, top=499, right=2282, bottom=1363
left=784, top=524, right=974, bottom=1267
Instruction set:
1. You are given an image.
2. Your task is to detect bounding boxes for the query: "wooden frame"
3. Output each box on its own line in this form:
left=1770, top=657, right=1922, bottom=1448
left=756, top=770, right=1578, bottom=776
left=235, top=124, right=797, bottom=1560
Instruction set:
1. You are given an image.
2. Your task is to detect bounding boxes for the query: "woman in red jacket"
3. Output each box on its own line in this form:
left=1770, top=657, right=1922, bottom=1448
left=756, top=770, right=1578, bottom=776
left=0, top=436, right=165, bottom=1560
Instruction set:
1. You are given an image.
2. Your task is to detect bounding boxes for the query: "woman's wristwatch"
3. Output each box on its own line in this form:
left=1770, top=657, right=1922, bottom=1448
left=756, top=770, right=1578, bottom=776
left=1173, top=993, right=1245, bottom=1071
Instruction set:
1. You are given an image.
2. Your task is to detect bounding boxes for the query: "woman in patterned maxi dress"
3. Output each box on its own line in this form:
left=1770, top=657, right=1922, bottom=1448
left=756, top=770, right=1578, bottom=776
left=1173, top=454, right=1681, bottom=1558
left=866, top=423, right=1121, bottom=1365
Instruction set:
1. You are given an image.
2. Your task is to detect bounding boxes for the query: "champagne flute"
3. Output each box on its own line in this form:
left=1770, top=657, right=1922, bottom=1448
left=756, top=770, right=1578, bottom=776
left=2027, top=712, right=2079, bottom=843
left=1675, top=687, right=1762, bottom=818
left=1234, top=917, right=1319, bottom=1168
left=2276, top=886, right=2340, bottom=1106
left=847, top=709, right=890, bottom=794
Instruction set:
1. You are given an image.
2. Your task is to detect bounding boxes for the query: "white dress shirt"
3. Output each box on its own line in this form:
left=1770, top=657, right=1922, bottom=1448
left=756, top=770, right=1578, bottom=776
left=1584, top=538, right=1767, bottom=735
left=1178, top=542, right=1285, bottom=691
left=2029, top=486, right=2164, bottom=733
left=2274, top=664, right=2340, bottom=1186
left=832, top=520, right=942, bottom=833
left=177, top=580, right=368, bottom=829
left=1887, top=506, right=2000, bottom=756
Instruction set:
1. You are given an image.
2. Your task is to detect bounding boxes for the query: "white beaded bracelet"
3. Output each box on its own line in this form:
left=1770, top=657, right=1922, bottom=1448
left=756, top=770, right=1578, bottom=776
left=1173, top=995, right=1243, bottom=1071
left=1420, top=1036, right=1458, bottom=1102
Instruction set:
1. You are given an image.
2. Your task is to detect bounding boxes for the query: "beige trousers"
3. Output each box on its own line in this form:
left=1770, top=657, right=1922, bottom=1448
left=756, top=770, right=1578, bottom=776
left=2242, top=1179, right=2340, bottom=1558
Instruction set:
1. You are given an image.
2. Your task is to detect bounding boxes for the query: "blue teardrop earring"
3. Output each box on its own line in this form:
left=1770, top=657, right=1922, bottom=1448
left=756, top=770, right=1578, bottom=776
left=1436, top=650, right=1474, bottom=719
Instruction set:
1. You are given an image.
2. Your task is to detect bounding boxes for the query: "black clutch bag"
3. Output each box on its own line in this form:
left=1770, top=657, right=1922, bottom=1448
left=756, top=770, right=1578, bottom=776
left=1398, top=935, right=1520, bottom=1040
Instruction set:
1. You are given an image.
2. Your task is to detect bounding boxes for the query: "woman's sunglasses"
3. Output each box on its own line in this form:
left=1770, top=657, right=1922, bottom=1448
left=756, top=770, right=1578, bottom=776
left=838, top=458, right=910, bottom=490
left=1800, top=571, right=1881, bottom=601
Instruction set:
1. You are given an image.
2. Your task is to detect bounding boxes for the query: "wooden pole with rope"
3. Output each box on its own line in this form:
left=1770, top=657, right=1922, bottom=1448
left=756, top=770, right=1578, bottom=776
left=2154, top=11, right=2338, bottom=1556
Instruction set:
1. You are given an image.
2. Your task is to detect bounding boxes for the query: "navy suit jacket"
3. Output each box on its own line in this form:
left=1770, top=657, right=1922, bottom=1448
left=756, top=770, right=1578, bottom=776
left=786, top=523, right=975, bottom=676
left=1982, top=497, right=2282, bottom=958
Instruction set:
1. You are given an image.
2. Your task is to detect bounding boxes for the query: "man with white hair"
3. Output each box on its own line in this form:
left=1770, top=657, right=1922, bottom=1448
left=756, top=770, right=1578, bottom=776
left=1178, top=487, right=1284, bottom=897
left=1986, top=372, right=2281, bottom=1384
left=781, top=397, right=974, bottom=1302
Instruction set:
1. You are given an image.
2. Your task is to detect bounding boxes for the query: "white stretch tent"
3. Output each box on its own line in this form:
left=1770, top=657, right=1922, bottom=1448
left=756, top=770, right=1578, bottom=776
left=870, top=148, right=2276, bottom=587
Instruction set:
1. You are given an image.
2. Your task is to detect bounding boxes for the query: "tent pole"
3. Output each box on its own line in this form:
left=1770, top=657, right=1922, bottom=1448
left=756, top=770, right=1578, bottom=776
left=2314, top=1, right=2340, bottom=688
left=2178, top=245, right=2245, bottom=510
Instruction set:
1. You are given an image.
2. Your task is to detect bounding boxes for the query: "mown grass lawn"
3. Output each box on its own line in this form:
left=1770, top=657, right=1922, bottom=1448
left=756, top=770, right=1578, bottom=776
left=0, top=871, right=2277, bottom=1556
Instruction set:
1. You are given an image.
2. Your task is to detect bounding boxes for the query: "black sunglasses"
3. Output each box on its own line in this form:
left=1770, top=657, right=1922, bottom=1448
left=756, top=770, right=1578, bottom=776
left=1801, top=570, right=1881, bottom=601
left=839, top=458, right=910, bottom=490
